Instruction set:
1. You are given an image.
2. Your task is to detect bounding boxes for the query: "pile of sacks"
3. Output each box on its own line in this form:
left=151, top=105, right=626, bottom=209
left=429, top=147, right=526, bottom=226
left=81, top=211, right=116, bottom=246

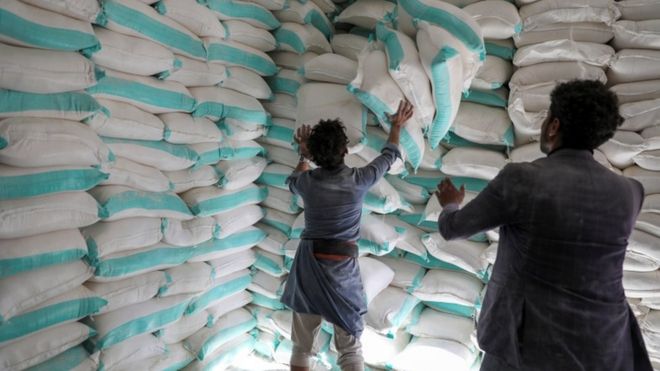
left=0, top=0, right=283, bottom=368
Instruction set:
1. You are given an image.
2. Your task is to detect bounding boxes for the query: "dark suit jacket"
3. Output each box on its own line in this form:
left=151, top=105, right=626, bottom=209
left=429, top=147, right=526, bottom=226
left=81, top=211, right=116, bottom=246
left=439, top=148, right=652, bottom=371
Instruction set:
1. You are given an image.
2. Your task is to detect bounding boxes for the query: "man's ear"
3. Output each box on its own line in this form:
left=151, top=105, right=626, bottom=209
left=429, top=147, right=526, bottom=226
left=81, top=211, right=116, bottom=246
left=547, top=118, right=561, bottom=138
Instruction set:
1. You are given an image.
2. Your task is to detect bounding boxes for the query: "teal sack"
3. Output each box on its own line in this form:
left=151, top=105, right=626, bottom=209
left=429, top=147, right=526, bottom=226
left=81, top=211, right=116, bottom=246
left=0, top=165, right=108, bottom=200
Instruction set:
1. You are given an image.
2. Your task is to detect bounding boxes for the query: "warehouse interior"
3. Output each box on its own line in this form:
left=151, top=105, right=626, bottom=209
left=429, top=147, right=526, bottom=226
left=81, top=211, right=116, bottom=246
left=0, top=0, right=659, bottom=369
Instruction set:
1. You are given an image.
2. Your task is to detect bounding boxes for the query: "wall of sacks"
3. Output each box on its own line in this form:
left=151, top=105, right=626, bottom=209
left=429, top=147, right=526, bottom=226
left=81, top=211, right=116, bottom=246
left=0, top=0, right=658, bottom=370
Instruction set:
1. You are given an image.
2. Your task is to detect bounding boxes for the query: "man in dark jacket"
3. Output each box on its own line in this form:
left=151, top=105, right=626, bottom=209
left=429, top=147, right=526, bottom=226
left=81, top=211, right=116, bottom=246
left=437, top=80, right=653, bottom=371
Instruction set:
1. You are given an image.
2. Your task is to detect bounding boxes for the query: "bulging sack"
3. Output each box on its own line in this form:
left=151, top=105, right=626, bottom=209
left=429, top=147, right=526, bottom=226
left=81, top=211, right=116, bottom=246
left=0, top=0, right=98, bottom=51
left=155, top=0, right=226, bottom=39
left=464, top=0, right=521, bottom=40
left=274, top=22, right=332, bottom=55
left=101, top=157, right=172, bottom=192
left=222, top=20, right=277, bottom=52
left=0, top=89, right=106, bottom=121
left=205, top=38, right=278, bottom=76
left=0, top=164, right=108, bottom=201
left=87, top=98, right=165, bottom=141
left=205, top=0, right=280, bottom=30
left=90, top=185, right=193, bottom=221
left=102, top=137, right=198, bottom=172
left=0, top=43, right=101, bottom=94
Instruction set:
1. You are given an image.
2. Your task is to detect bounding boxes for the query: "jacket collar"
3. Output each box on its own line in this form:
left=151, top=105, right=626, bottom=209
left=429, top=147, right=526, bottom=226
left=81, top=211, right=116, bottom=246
left=548, top=147, right=594, bottom=159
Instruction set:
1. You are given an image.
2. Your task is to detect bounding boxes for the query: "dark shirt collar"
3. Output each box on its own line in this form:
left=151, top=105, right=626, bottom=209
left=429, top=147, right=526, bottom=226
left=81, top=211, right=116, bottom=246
left=547, top=147, right=594, bottom=158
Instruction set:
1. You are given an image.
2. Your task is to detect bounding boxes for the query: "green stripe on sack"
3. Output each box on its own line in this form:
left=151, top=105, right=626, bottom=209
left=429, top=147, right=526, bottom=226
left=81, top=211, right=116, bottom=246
left=461, top=89, right=507, bottom=108
left=347, top=85, right=422, bottom=169
left=266, top=76, right=301, bottom=96
left=304, top=10, right=332, bottom=39
left=88, top=76, right=196, bottom=112
left=424, top=301, right=475, bottom=318
left=0, top=9, right=98, bottom=51
left=205, top=0, right=280, bottom=30
left=26, top=345, right=91, bottom=371
left=191, top=186, right=268, bottom=216
left=202, top=332, right=256, bottom=371
left=254, top=254, right=284, bottom=276
left=219, top=146, right=265, bottom=160
left=0, top=249, right=87, bottom=279
left=0, top=168, right=108, bottom=200
left=358, top=239, right=395, bottom=256
left=274, top=28, right=305, bottom=54
left=101, top=0, right=206, bottom=59
left=93, top=299, right=190, bottom=350
left=399, top=0, right=485, bottom=60
left=194, top=228, right=267, bottom=258
left=196, top=318, right=257, bottom=360
left=266, top=124, right=294, bottom=143
left=0, top=89, right=103, bottom=118
left=186, top=274, right=252, bottom=314
left=375, top=23, right=405, bottom=70
left=101, top=137, right=199, bottom=162
left=98, top=190, right=192, bottom=220
left=257, top=173, right=288, bottom=188
left=484, top=41, right=515, bottom=61
left=206, top=42, right=277, bottom=76
left=428, top=46, right=460, bottom=149
left=0, top=297, right=107, bottom=343
left=93, top=245, right=194, bottom=279
left=250, top=291, right=285, bottom=310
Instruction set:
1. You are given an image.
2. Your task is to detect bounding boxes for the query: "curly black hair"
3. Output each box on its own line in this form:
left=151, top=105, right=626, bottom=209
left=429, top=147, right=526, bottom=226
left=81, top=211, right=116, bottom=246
left=549, top=80, right=624, bottom=150
left=308, top=119, right=349, bottom=169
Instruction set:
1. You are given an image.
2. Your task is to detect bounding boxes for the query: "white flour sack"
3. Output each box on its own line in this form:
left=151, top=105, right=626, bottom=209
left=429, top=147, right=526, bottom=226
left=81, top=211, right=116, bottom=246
left=218, top=67, right=272, bottom=101
left=0, top=43, right=100, bottom=94
left=183, top=308, right=257, bottom=361
left=98, top=0, right=206, bottom=60
left=464, top=0, right=521, bottom=40
left=0, top=322, right=95, bottom=371
left=98, top=333, right=167, bottom=371
left=296, top=82, right=368, bottom=155
left=471, top=55, right=513, bottom=90
left=415, top=23, right=468, bottom=150
left=359, top=212, right=404, bottom=256
left=161, top=56, right=228, bottom=88
left=451, top=102, right=514, bottom=147
left=81, top=217, right=163, bottom=261
left=87, top=69, right=196, bottom=114
left=262, top=93, right=297, bottom=121
left=357, top=126, right=407, bottom=175
left=182, top=183, right=268, bottom=217
left=259, top=118, right=294, bottom=151
left=598, top=131, right=647, bottom=169
left=85, top=271, right=167, bottom=314
left=509, top=61, right=607, bottom=92
left=87, top=99, right=165, bottom=141
left=391, top=336, right=479, bottom=371
left=612, top=20, right=660, bottom=50
left=0, top=229, right=87, bottom=279
left=513, top=39, right=615, bottom=68
left=518, top=0, right=620, bottom=32
left=412, top=267, right=483, bottom=307
left=643, top=126, right=660, bottom=150
left=101, top=137, right=198, bottom=172
left=222, top=20, right=277, bottom=52
left=513, top=22, right=614, bottom=48
left=422, top=233, right=489, bottom=278
left=0, top=0, right=98, bottom=51
left=624, top=166, right=660, bottom=195
left=382, top=215, right=429, bottom=258
left=302, top=53, right=358, bottom=84
left=101, top=157, right=172, bottom=192
left=397, top=0, right=485, bottom=62
left=361, top=328, right=411, bottom=369
left=615, top=0, right=660, bottom=21
left=205, top=38, right=278, bottom=77
left=166, top=165, right=219, bottom=193
left=266, top=68, right=303, bottom=97
left=160, top=262, right=214, bottom=297
left=335, top=0, right=395, bottom=29
left=272, top=0, right=333, bottom=39
left=0, top=163, right=107, bottom=201
left=155, top=0, right=225, bottom=39
left=162, top=217, right=216, bottom=246
left=271, top=51, right=319, bottom=70
left=375, top=23, right=435, bottom=129
left=214, top=157, right=268, bottom=190
left=331, top=34, right=369, bottom=61
left=348, top=43, right=426, bottom=167
left=441, top=147, right=508, bottom=180
left=0, top=89, right=105, bottom=122
left=19, top=0, right=100, bottom=22
left=359, top=257, right=395, bottom=305
left=0, top=260, right=92, bottom=323
left=212, top=205, right=264, bottom=239
left=156, top=309, right=209, bottom=344
left=205, top=0, right=281, bottom=30
left=87, top=294, right=192, bottom=351
left=608, top=49, right=660, bottom=85
left=619, top=98, right=660, bottom=132
left=90, top=185, right=193, bottom=221
left=611, top=80, right=660, bottom=105
left=191, top=87, right=270, bottom=127
left=0, top=192, right=100, bottom=239
left=635, top=150, right=660, bottom=171
left=407, top=307, right=475, bottom=348
left=274, top=23, right=332, bottom=55
left=366, top=286, right=422, bottom=335
left=86, top=27, right=178, bottom=77
left=160, top=113, right=223, bottom=144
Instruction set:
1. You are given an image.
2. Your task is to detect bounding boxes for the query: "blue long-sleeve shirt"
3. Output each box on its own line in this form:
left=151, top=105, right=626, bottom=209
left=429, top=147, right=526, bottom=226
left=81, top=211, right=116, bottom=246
left=286, top=142, right=401, bottom=241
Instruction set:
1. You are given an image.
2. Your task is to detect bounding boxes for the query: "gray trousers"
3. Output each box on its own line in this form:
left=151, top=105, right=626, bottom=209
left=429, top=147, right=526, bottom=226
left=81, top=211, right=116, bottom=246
left=290, top=312, right=364, bottom=371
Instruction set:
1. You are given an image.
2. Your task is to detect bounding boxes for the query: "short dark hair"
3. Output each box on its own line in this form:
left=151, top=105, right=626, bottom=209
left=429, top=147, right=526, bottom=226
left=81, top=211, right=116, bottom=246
left=308, top=119, right=349, bottom=169
left=549, top=80, right=624, bottom=150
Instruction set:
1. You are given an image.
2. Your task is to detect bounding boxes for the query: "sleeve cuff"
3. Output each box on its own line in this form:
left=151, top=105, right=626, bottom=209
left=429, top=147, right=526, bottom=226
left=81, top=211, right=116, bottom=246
left=382, top=142, right=402, bottom=160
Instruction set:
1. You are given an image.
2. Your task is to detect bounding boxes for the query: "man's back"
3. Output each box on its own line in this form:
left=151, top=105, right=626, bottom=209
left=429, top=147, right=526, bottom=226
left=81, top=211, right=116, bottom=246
left=461, top=149, right=647, bottom=370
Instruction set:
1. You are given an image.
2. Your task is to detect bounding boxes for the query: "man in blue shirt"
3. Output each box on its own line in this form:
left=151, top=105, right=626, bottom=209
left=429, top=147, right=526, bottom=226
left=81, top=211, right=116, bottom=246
left=281, top=101, right=413, bottom=371
left=436, top=80, right=652, bottom=371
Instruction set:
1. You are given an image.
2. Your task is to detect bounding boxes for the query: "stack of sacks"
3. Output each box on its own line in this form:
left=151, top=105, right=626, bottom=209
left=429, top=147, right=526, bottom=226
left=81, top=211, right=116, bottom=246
left=0, top=0, right=110, bottom=369
left=509, top=0, right=620, bottom=145
left=606, top=3, right=660, bottom=367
